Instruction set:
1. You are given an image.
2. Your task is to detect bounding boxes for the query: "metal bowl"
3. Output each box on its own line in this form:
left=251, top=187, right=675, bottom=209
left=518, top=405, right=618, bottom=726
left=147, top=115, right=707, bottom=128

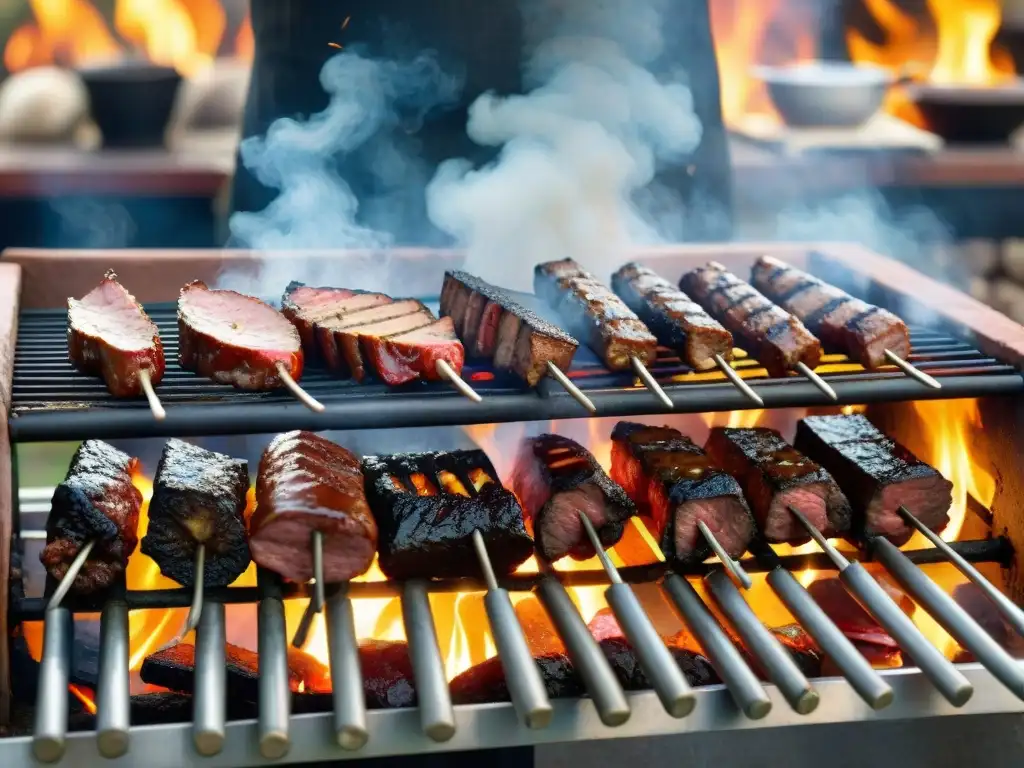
left=754, top=62, right=894, bottom=128
left=906, top=81, right=1024, bottom=144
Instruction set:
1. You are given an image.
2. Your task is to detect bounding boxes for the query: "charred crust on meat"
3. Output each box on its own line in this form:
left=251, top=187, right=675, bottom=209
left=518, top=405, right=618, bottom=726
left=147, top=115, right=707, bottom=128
left=450, top=652, right=584, bottom=704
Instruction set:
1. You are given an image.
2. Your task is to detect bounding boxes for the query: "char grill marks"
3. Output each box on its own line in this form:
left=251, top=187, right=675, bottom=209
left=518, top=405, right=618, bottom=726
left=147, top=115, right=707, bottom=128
left=509, top=434, right=635, bottom=562
left=751, top=256, right=911, bottom=369
left=67, top=270, right=165, bottom=397
left=704, top=427, right=851, bottom=544
left=534, top=258, right=658, bottom=371
left=680, top=262, right=821, bottom=377
left=252, top=430, right=378, bottom=583
left=361, top=449, right=533, bottom=580
left=609, top=421, right=755, bottom=566
left=281, top=281, right=464, bottom=386
left=612, top=262, right=733, bottom=371
left=794, top=414, right=953, bottom=546
left=141, top=439, right=251, bottom=588
left=40, top=440, right=142, bottom=594
left=178, top=280, right=303, bottom=390
left=440, top=271, right=579, bottom=386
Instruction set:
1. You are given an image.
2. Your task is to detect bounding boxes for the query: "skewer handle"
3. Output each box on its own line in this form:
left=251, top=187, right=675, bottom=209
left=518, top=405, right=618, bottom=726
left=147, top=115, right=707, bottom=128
left=401, top=580, right=456, bottom=742
left=96, top=599, right=131, bottom=758
left=138, top=368, right=166, bottom=421
left=698, top=521, right=752, bottom=590
left=275, top=362, right=325, bottom=413
left=193, top=600, right=226, bottom=756
left=33, top=606, right=72, bottom=763
left=257, top=596, right=292, bottom=759
left=326, top=585, right=368, bottom=750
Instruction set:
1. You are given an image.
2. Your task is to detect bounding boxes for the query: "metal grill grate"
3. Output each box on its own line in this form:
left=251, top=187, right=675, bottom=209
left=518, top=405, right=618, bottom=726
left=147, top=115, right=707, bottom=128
left=10, top=303, right=1024, bottom=442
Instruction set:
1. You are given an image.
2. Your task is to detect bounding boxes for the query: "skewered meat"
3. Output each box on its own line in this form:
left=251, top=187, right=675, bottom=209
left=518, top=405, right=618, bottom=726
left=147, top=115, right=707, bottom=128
left=704, top=427, right=852, bottom=543
left=40, top=440, right=142, bottom=594
left=534, top=258, right=658, bottom=371
left=281, top=282, right=391, bottom=354
left=360, top=316, right=465, bottom=386
left=67, top=270, right=165, bottom=397
left=509, top=434, right=636, bottom=562
left=252, top=431, right=378, bottom=583
left=610, top=422, right=755, bottom=566
left=141, top=439, right=250, bottom=588
left=440, top=271, right=579, bottom=385
left=794, top=414, right=953, bottom=545
left=751, top=256, right=911, bottom=369
left=322, top=302, right=432, bottom=378
left=612, top=262, right=733, bottom=371
left=178, top=280, right=303, bottom=390
left=361, top=449, right=533, bottom=580
left=680, top=262, right=821, bottom=377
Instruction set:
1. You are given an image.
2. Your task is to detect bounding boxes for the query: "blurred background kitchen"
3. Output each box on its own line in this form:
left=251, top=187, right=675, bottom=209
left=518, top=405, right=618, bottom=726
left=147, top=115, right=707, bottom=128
left=0, top=0, right=1023, bottom=322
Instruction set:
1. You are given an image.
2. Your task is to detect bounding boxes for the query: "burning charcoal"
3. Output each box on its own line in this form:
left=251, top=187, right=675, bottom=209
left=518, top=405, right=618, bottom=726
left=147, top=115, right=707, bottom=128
left=141, top=439, right=250, bottom=588
left=510, top=434, right=636, bottom=562
left=40, top=440, right=142, bottom=595
left=361, top=449, right=533, bottom=580
left=950, top=583, right=1024, bottom=663
left=807, top=577, right=906, bottom=668
left=129, top=692, right=193, bottom=725
left=514, top=597, right=564, bottom=656
left=764, top=624, right=823, bottom=679
left=449, top=652, right=584, bottom=705
left=360, top=640, right=417, bottom=709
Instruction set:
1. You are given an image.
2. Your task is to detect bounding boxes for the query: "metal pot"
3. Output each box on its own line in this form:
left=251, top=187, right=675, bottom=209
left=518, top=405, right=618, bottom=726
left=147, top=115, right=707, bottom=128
left=753, top=62, right=896, bottom=129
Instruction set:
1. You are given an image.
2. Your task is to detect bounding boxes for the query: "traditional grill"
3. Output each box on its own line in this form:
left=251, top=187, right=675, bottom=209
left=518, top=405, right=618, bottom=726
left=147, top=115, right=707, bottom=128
left=1, top=243, right=1024, bottom=767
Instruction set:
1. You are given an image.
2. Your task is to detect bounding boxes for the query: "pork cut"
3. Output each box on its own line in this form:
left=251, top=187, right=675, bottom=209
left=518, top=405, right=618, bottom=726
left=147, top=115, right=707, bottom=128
left=358, top=316, right=465, bottom=386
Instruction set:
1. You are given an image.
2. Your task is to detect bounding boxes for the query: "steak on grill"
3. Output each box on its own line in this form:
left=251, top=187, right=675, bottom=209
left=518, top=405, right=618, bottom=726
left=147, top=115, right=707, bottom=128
left=67, top=270, right=165, bottom=397
left=612, top=262, right=733, bottom=371
left=178, top=280, right=303, bottom=390
left=704, top=427, right=852, bottom=542
left=440, top=271, right=579, bottom=386
left=40, top=440, right=142, bottom=594
left=319, top=301, right=431, bottom=376
left=360, top=316, right=465, bottom=386
left=252, top=430, right=378, bottom=583
left=680, top=262, right=822, bottom=377
left=610, top=421, right=755, bottom=566
left=534, top=258, right=658, bottom=371
left=141, top=439, right=251, bottom=588
left=794, top=414, right=953, bottom=545
left=361, top=449, right=533, bottom=580
left=751, top=256, right=911, bottom=369
left=509, top=434, right=636, bottom=562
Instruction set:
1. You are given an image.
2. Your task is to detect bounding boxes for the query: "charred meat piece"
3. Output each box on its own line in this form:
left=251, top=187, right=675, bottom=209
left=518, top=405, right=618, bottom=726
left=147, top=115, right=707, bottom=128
left=359, top=640, right=417, bottom=709
left=67, top=270, right=165, bottom=397
left=610, top=422, right=755, bottom=567
left=40, top=440, right=142, bottom=594
left=178, top=280, right=303, bottom=390
left=807, top=577, right=905, bottom=668
left=612, top=262, right=733, bottom=371
left=704, top=427, right=852, bottom=543
left=509, top=434, right=636, bottom=562
left=252, top=431, right=378, bottom=583
left=360, top=316, right=465, bottom=386
left=680, top=262, right=821, bottom=377
left=450, top=652, right=584, bottom=705
left=794, top=414, right=953, bottom=545
left=751, top=256, right=911, bottom=369
left=141, top=439, right=250, bottom=588
left=361, top=449, right=533, bottom=580
left=534, top=258, right=658, bottom=371
left=440, top=271, right=579, bottom=386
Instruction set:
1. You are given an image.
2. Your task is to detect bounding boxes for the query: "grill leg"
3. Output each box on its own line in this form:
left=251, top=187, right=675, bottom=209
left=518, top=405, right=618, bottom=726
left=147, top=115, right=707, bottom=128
left=33, top=607, right=72, bottom=763
left=96, top=599, right=131, bottom=758
left=193, top=600, right=226, bottom=756
left=258, top=596, right=291, bottom=760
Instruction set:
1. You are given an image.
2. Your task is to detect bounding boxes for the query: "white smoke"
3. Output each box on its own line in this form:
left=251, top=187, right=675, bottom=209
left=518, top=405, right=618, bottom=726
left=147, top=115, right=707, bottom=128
left=426, top=0, right=704, bottom=291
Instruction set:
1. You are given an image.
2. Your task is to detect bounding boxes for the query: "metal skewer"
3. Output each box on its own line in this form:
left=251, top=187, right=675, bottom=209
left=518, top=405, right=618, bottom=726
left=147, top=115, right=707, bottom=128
left=546, top=361, right=597, bottom=413
left=137, top=367, right=166, bottom=421
left=257, top=592, right=291, bottom=759
left=402, top=580, right=456, bottom=741
left=473, top=530, right=553, bottom=729
left=193, top=599, right=226, bottom=756
left=291, top=531, right=326, bottom=649
left=631, top=356, right=673, bottom=409
left=788, top=505, right=973, bottom=706
left=698, top=520, right=752, bottom=590
left=885, top=349, right=941, bottom=389
left=96, top=598, right=131, bottom=758
left=47, top=538, right=95, bottom=611
left=578, top=513, right=695, bottom=718
left=795, top=362, right=838, bottom=401
left=326, top=584, right=369, bottom=750
left=180, top=543, right=205, bottom=639
left=898, top=505, right=1024, bottom=637
left=436, top=359, right=482, bottom=403
left=275, top=361, right=325, bottom=412
left=714, top=354, right=764, bottom=407
left=33, top=606, right=72, bottom=763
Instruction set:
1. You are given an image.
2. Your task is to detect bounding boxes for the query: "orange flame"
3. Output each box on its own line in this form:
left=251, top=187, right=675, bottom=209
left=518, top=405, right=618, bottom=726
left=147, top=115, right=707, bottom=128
left=68, top=683, right=97, bottom=714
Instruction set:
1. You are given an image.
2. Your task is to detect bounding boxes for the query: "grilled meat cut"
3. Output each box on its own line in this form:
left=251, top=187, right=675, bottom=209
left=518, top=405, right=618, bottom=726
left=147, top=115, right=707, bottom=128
left=252, top=431, right=378, bottom=583
left=612, top=262, right=733, bottom=371
left=450, top=652, right=583, bottom=705
left=281, top=282, right=391, bottom=356
left=704, top=427, right=852, bottom=543
left=794, top=414, right=953, bottom=545
left=610, top=422, right=755, bottom=566
left=323, top=303, right=433, bottom=380
left=680, top=262, right=822, bottom=377
left=361, top=449, right=533, bottom=580
left=67, top=270, right=165, bottom=397
left=178, top=280, right=303, bottom=390
left=141, top=439, right=250, bottom=588
left=509, top=434, right=636, bottom=562
left=534, top=258, right=658, bottom=371
left=751, top=256, right=911, bottom=369
left=440, top=271, right=579, bottom=386
left=40, top=440, right=142, bottom=594
left=807, top=577, right=905, bottom=669
left=361, top=316, right=465, bottom=386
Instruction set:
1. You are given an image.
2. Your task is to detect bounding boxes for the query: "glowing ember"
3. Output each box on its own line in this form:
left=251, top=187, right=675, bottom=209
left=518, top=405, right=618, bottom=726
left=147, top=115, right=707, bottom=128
left=68, top=683, right=97, bottom=714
